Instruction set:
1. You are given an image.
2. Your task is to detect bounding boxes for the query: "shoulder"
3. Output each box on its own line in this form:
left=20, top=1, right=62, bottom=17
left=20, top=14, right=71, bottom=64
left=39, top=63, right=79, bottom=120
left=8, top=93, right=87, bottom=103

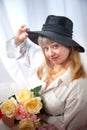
left=72, top=77, right=87, bottom=89
left=68, top=77, right=87, bottom=100
left=67, top=77, right=87, bottom=95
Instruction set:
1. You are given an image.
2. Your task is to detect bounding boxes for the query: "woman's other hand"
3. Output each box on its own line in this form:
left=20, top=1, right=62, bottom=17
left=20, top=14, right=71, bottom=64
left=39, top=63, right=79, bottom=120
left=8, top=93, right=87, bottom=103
left=2, top=114, right=15, bottom=128
left=2, top=115, right=19, bottom=130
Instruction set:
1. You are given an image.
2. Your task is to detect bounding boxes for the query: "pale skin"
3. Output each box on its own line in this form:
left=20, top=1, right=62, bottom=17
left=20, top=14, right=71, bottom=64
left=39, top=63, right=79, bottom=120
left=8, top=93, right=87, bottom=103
left=14, top=25, right=28, bottom=45
left=2, top=115, right=18, bottom=130
left=2, top=25, right=71, bottom=130
left=39, top=41, right=71, bottom=81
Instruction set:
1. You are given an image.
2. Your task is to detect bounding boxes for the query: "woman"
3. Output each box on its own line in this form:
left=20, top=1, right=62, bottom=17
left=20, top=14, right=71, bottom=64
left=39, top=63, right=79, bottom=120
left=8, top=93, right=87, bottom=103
left=2, top=15, right=87, bottom=130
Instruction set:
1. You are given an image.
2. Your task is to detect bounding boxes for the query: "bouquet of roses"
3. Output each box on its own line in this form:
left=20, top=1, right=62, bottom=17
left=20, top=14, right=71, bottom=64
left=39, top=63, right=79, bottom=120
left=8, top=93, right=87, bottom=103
left=0, top=86, right=56, bottom=130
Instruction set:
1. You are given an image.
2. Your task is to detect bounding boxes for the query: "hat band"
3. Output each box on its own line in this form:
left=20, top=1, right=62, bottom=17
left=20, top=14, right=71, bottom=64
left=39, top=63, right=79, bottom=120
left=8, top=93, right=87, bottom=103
left=42, top=24, right=72, bottom=38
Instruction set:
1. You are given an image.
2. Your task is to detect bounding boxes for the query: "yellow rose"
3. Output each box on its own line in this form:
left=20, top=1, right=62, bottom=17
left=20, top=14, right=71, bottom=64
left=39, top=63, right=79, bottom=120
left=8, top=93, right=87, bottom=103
left=16, top=88, right=34, bottom=103
left=18, top=118, right=35, bottom=130
left=0, top=98, right=17, bottom=117
left=25, top=97, right=43, bottom=114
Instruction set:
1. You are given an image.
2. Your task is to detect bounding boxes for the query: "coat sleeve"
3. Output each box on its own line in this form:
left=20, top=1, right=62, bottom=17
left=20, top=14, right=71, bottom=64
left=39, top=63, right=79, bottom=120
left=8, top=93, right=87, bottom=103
left=6, top=37, right=44, bottom=68
left=6, top=37, right=33, bottom=59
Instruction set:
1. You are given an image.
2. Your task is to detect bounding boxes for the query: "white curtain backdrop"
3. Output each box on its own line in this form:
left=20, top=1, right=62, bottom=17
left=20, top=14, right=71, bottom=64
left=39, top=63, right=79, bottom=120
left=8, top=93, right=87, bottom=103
left=0, top=0, right=87, bottom=86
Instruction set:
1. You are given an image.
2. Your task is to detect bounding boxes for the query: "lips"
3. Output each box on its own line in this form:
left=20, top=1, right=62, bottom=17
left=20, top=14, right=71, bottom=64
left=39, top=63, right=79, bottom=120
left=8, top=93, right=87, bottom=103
left=50, top=56, right=57, bottom=61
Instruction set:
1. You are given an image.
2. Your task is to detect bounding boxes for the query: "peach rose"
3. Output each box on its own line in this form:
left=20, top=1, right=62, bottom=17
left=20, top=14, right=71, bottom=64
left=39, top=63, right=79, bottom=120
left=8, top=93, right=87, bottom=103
left=0, top=98, right=17, bottom=118
left=18, top=118, right=35, bottom=130
left=25, top=97, right=42, bottom=114
left=16, top=88, right=34, bottom=103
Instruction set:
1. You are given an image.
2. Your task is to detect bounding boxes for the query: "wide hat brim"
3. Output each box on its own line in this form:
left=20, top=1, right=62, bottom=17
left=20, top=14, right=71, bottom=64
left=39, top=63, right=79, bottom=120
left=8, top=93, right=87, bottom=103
left=27, top=30, right=85, bottom=52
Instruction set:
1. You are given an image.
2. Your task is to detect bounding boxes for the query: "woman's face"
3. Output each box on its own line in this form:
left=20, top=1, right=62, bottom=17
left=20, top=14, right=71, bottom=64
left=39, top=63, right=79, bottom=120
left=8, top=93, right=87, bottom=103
left=40, top=41, right=70, bottom=65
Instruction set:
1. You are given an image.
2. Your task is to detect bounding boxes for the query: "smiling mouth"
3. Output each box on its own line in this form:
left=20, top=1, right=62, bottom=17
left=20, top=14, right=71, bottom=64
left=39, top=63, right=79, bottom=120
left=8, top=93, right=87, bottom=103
left=51, top=57, right=57, bottom=61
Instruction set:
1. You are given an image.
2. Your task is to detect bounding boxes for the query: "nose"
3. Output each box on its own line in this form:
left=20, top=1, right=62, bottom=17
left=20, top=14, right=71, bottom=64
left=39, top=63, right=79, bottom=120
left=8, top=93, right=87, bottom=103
left=48, top=48, right=55, bottom=57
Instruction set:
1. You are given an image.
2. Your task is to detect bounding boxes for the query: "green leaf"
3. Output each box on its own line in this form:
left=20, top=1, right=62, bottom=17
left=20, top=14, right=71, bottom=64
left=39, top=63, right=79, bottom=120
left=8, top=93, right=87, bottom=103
left=31, top=85, right=42, bottom=97
left=14, top=118, right=20, bottom=124
left=8, top=95, right=16, bottom=100
left=39, top=119, right=48, bottom=125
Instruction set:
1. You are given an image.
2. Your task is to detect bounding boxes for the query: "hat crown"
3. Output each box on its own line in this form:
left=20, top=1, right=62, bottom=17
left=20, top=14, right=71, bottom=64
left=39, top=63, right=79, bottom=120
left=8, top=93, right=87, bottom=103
left=42, top=15, right=73, bottom=37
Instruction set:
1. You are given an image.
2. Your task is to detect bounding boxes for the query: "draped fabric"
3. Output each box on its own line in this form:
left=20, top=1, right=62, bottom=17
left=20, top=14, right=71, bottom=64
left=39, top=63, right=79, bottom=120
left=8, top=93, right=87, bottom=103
left=0, top=0, right=87, bottom=84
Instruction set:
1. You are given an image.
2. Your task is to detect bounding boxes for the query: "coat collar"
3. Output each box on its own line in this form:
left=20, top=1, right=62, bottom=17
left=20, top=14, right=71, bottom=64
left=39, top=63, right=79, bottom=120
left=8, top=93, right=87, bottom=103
left=40, top=67, right=72, bottom=94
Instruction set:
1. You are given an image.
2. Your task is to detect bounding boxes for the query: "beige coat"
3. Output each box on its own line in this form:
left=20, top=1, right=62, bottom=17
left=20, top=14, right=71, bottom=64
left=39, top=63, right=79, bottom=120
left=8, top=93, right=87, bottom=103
left=40, top=68, right=87, bottom=130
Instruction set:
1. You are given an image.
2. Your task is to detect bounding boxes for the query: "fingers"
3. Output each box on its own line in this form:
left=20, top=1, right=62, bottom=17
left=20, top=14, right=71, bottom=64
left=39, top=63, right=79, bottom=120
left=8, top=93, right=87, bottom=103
left=15, top=25, right=28, bottom=44
left=21, top=24, right=26, bottom=28
left=19, top=32, right=28, bottom=41
left=2, top=115, right=15, bottom=128
left=15, top=32, right=28, bottom=45
left=19, top=25, right=27, bottom=33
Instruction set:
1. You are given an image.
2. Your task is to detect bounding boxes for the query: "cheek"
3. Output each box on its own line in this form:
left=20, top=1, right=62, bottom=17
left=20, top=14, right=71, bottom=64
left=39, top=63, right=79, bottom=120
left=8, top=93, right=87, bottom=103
left=62, top=49, right=70, bottom=60
left=44, top=51, right=49, bottom=57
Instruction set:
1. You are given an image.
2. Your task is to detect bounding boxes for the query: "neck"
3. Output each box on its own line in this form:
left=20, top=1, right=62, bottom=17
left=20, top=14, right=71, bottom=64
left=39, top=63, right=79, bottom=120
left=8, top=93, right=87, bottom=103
left=53, top=62, right=69, bottom=73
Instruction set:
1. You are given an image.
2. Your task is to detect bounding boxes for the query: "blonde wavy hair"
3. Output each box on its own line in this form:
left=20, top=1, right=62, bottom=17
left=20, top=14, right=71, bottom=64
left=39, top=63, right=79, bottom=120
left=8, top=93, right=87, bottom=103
left=37, top=36, right=87, bottom=84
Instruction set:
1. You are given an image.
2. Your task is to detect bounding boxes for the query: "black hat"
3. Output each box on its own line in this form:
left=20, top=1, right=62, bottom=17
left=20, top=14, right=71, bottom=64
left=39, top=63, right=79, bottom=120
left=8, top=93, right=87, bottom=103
left=27, top=15, right=85, bottom=52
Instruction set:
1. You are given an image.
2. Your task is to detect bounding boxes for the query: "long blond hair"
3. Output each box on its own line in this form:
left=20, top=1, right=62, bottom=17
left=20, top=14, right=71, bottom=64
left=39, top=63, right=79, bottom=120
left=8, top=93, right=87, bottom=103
left=69, top=48, right=86, bottom=80
left=37, top=36, right=86, bottom=83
